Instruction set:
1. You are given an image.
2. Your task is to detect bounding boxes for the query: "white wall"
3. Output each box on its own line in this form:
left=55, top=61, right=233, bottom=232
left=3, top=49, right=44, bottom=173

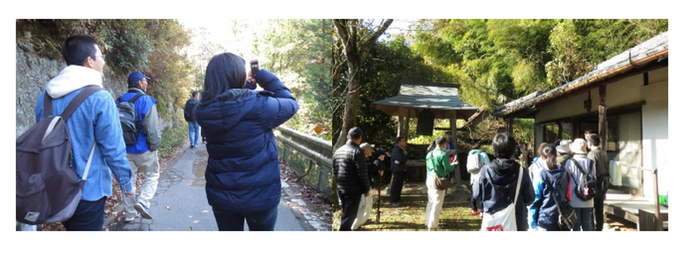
left=534, top=67, right=668, bottom=195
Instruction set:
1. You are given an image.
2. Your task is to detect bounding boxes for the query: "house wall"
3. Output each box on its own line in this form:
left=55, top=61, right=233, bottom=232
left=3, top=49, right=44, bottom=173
left=533, top=67, right=668, bottom=197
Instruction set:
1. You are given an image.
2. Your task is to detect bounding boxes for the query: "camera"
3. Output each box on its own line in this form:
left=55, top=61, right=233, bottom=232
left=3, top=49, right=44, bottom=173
left=250, top=59, right=259, bottom=78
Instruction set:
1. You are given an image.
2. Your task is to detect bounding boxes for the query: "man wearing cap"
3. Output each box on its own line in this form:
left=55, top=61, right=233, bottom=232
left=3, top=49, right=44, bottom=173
left=116, top=71, right=161, bottom=222
left=333, top=127, right=370, bottom=231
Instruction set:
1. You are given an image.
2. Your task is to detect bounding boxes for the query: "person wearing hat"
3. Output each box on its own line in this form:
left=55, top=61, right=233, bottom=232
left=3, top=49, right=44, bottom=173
left=361, top=142, right=386, bottom=186
left=555, top=140, right=572, bottom=165
left=333, top=127, right=370, bottom=231
left=565, top=138, right=596, bottom=231
left=117, top=71, right=161, bottom=222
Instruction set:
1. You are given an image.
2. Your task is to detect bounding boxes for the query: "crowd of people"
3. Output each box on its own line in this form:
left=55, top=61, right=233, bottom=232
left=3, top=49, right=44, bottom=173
left=18, top=35, right=298, bottom=231
left=333, top=125, right=611, bottom=231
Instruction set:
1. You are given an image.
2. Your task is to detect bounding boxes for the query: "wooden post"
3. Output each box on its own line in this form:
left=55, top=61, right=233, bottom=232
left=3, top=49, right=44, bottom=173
left=402, top=117, right=409, bottom=139
left=397, top=116, right=405, bottom=138
left=449, top=110, right=466, bottom=201
left=507, top=118, right=514, bottom=134
left=653, top=168, right=661, bottom=228
left=598, top=85, right=607, bottom=151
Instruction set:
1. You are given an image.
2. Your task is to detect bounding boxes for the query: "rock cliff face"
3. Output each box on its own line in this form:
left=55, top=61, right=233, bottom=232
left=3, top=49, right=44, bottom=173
left=16, top=42, right=175, bottom=137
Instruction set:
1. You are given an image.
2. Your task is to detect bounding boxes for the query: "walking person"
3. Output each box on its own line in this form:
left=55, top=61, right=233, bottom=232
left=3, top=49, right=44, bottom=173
left=34, top=35, right=134, bottom=230
left=425, top=137, right=455, bottom=230
left=333, top=127, right=370, bottom=231
left=587, top=134, right=610, bottom=231
left=184, top=91, right=201, bottom=148
left=566, top=138, right=596, bottom=231
left=473, top=133, right=535, bottom=231
left=528, top=143, right=572, bottom=231
left=390, top=136, right=409, bottom=206
left=117, top=71, right=162, bottom=222
left=195, top=53, right=298, bottom=231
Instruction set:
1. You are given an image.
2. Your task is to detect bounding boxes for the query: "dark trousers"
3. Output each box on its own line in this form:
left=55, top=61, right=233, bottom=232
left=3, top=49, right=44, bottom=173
left=338, top=193, right=362, bottom=231
left=62, top=196, right=106, bottom=231
left=594, top=192, right=606, bottom=231
left=390, top=171, right=405, bottom=203
left=212, top=206, right=278, bottom=231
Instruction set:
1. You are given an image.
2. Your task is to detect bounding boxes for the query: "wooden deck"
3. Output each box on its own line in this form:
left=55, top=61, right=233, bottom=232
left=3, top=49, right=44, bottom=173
left=604, top=189, right=668, bottom=231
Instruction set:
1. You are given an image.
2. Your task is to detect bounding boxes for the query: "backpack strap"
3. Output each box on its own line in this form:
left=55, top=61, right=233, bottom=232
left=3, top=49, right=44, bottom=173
left=59, top=85, right=103, bottom=120
left=128, top=93, right=145, bottom=104
left=569, top=158, right=588, bottom=186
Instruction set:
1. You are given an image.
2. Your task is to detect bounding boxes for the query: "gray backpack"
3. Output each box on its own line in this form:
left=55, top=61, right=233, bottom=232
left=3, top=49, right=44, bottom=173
left=116, top=93, right=144, bottom=145
left=16, top=86, right=101, bottom=225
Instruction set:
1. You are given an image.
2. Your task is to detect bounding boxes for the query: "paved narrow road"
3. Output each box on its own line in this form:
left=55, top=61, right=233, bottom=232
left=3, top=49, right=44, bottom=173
left=109, top=140, right=313, bottom=231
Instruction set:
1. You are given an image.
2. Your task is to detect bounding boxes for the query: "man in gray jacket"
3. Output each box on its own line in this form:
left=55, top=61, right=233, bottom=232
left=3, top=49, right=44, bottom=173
left=117, top=71, right=161, bottom=222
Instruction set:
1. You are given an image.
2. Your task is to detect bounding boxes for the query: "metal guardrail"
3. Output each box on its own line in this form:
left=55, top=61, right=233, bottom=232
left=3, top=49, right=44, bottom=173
left=275, top=126, right=332, bottom=202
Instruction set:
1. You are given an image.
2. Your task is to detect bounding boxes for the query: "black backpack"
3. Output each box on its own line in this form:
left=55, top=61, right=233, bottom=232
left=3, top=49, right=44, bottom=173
left=544, top=170, right=578, bottom=230
left=16, top=86, right=101, bottom=224
left=183, top=99, right=197, bottom=122
left=570, top=159, right=597, bottom=201
left=116, top=93, right=144, bottom=145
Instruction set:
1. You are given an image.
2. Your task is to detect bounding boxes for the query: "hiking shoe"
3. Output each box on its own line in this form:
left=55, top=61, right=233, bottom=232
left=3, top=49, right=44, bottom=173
left=471, top=209, right=481, bottom=215
left=124, top=212, right=140, bottom=222
left=134, top=202, right=153, bottom=220
left=190, top=144, right=194, bottom=148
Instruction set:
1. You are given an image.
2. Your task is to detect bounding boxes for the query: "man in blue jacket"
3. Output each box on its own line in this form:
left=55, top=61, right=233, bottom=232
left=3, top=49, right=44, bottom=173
left=35, top=35, right=134, bottom=230
left=117, top=71, right=161, bottom=222
left=390, top=136, right=408, bottom=206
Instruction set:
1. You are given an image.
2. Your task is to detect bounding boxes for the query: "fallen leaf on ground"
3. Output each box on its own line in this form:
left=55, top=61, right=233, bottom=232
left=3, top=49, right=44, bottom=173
left=193, top=220, right=200, bottom=224
left=201, top=210, right=209, bottom=213
left=166, top=206, right=171, bottom=210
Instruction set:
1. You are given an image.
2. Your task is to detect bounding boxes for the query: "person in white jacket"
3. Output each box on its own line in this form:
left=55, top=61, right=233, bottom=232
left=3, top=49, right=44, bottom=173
left=565, top=138, right=596, bottom=231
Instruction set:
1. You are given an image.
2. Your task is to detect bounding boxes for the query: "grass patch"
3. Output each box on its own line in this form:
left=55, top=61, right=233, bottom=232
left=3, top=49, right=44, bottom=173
left=333, top=197, right=482, bottom=231
left=158, top=121, right=188, bottom=160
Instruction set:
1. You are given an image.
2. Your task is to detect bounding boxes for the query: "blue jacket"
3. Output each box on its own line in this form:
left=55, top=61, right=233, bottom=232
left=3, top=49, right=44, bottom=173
left=195, top=69, right=298, bottom=213
left=35, top=65, right=133, bottom=201
left=473, top=158, right=535, bottom=231
left=115, top=88, right=160, bottom=154
left=528, top=164, right=571, bottom=230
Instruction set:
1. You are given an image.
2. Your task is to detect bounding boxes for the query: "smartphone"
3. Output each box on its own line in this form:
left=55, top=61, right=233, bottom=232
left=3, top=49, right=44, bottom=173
left=250, top=59, right=259, bottom=77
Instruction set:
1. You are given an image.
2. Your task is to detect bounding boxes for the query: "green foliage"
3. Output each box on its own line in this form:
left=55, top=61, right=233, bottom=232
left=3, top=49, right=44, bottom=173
left=253, top=19, right=332, bottom=139
left=332, top=35, right=449, bottom=146
left=16, top=19, right=194, bottom=119
left=158, top=118, right=188, bottom=160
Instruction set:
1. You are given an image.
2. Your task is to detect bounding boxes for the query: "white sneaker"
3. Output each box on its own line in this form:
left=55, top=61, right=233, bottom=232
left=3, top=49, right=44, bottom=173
left=124, top=212, right=140, bottom=222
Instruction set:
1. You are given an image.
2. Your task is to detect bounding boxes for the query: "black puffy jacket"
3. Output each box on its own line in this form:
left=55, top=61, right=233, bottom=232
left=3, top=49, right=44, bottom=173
left=333, top=140, right=370, bottom=195
left=473, top=158, right=535, bottom=231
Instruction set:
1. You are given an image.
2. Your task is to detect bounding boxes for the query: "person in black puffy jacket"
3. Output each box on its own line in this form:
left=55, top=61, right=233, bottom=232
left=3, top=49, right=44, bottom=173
left=195, top=53, right=298, bottom=231
left=333, top=127, right=370, bottom=231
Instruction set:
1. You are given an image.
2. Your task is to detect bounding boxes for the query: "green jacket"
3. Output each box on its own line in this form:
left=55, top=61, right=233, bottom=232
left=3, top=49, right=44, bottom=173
left=426, top=147, right=455, bottom=178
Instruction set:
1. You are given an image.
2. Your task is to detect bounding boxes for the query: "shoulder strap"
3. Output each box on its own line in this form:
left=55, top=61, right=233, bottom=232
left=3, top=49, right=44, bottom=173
left=513, top=166, right=523, bottom=205
left=60, top=85, right=102, bottom=120
left=82, top=142, right=97, bottom=180
left=43, top=92, right=53, bottom=118
left=129, top=93, right=145, bottom=104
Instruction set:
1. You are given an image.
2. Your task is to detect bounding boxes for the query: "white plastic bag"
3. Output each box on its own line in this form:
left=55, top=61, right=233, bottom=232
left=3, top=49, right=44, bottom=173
left=480, top=167, right=523, bottom=231
left=351, top=194, right=373, bottom=230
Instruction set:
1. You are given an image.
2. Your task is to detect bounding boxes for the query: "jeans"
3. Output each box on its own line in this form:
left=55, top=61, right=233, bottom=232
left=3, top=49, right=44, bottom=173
left=212, top=206, right=278, bottom=231
left=573, top=207, right=594, bottom=231
left=188, top=121, right=200, bottom=146
left=338, top=193, right=362, bottom=231
left=123, top=150, right=160, bottom=218
left=390, top=171, right=406, bottom=203
left=62, top=197, right=106, bottom=231
left=425, top=176, right=446, bottom=229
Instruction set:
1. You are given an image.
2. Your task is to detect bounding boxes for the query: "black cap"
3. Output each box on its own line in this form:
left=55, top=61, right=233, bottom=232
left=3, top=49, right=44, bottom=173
left=348, top=127, right=363, bottom=140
